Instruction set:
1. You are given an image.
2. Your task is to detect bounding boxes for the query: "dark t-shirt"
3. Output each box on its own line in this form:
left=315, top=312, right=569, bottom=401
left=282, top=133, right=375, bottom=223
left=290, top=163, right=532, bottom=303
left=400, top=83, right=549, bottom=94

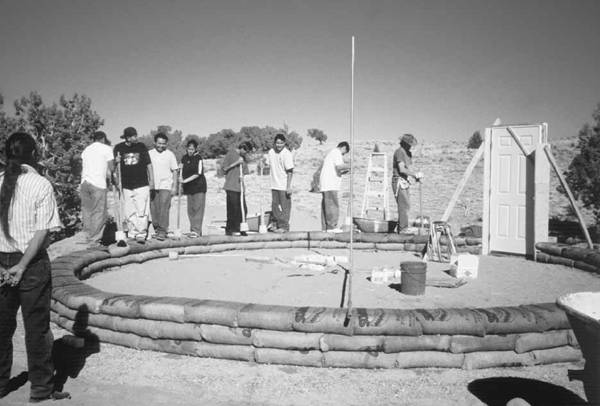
left=182, top=153, right=207, bottom=195
left=114, top=142, right=151, bottom=189
left=392, top=147, right=412, bottom=179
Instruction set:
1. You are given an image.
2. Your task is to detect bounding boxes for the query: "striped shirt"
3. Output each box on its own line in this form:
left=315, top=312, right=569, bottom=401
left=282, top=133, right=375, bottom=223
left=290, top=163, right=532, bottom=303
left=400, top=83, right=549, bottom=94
left=0, top=164, right=62, bottom=253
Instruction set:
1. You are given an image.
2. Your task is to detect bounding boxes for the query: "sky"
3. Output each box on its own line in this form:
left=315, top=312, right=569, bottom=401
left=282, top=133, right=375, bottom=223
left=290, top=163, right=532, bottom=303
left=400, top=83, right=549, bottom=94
left=1, top=0, right=599, bottom=145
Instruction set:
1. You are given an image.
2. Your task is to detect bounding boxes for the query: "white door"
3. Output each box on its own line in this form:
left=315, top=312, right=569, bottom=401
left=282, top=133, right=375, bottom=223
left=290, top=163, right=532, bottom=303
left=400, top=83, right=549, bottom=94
left=486, top=124, right=547, bottom=255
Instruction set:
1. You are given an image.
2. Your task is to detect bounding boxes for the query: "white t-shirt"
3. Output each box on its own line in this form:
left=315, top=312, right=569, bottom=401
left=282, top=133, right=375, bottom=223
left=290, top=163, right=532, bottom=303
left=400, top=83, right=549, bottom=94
left=266, top=148, right=294, bottom=190
left=149, top=149, right=178, bottom=189
left=81, top=142, right=114, bottom=189
left=319, top=148, right=344, bottom=191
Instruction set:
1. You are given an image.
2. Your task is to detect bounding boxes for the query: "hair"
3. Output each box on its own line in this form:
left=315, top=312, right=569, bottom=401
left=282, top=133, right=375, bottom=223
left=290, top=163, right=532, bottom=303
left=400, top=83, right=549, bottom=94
left=186, top=139, right=198, bottom=148
left=337, top=141, right=350, bottom=153
left=0, top=132, right=39, bottom=241
left=238, top=140, right=253, bottom=152
left=92, top=131, right=107, bottom=142
left=274, top=133, right=286, bottom=143
left=154, top=132, right=168, bottom=143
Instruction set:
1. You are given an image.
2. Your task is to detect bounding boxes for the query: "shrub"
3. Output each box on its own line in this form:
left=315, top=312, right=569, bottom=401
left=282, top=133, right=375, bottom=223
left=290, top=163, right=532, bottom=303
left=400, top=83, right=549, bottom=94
left=467, top=131, right=483, bottom=149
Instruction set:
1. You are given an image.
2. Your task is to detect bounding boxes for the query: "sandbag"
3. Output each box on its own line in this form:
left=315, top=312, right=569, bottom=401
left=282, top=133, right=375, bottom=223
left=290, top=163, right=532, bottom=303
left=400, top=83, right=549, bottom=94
left=521, top=303, right=570, bottom=331
left=317, top=241, right=347, bottom=249
left=534, top=242, right=565, bottom=256
left=531, top=346, right=582, bottom=365
left=383, top=335, right=451, bottom=353
left=53, top=285, right=112, bottom=313
left=237, top=303, right=296, bottom=331
left=544, top=254, right=575, bottom=268
left=462, top=351, right=534, bottom=370
left=584, top=252, right=600, bottom=268
left=233, top=241, right=269, bottom=251
left=252, top=330, right=321, bottom=350
left=51, top=275, right=83, bottom=288
left=351, top=242, right=376, bottom=250
left=320, top=334, right=383, bottom=352
left=374, top=243, right=406, bottom=251
left=292, top=307, right=354, bottom=335
left=562, top=247, right=592, bottom=262
left=413, top=308, right=486, bottom=336
left=137, top=296, right=191, bottom=323
left=535, top=252, right=551, bottom=263
left=353, top=308, right=422, bottom=336
left=100, top=295, right=150, bottom=318
left=396, top=351, right=464, bottom=369
left=137, top=337, right=199, bottom=356
left=190, top=341, right=256, bottom=362
left=199, top=323, right=253, bottom=345
left=256, top=348, right=323, bottom=367
left=573, top=260, right=598, bottom=274
left=567, top=329, right=579, bottom=348
left=449, top=334, right=517, bottom=354
left=184, top=299, right=245, bottom=326
left=290, top=240, right=310, bottom=249
left=515, top=330, right=570, bottom=353
left=322, top=351, right=397, bottom=369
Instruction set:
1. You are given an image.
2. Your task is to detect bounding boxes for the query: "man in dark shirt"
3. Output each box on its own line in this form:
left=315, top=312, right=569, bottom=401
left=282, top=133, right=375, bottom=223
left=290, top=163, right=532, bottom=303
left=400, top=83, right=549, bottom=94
left=221, top=141, right=251, bottom=236
left=113, top=127, right=154, bottom=242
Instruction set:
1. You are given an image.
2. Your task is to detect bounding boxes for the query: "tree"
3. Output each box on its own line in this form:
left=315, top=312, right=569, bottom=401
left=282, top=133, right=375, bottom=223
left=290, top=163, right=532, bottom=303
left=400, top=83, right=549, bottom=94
left=467, top=130, right=483, bottom=149
left=307, top=128, right=327, bottom=144
left=0, top=92, right=104, bottom=238
left=564, top=103, right=600, bottom=224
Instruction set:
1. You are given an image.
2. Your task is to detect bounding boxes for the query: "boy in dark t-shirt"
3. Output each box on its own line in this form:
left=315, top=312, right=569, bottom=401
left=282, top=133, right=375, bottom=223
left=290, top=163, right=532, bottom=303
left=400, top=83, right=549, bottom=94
left=113, top=126, right=154, bottom=241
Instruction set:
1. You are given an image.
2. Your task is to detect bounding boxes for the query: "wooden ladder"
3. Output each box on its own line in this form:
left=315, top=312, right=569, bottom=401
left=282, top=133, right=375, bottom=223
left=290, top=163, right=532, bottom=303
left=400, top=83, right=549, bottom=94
left=425, top=221, right=457, bottom=262
left=360, top=152, right=389, bottom=220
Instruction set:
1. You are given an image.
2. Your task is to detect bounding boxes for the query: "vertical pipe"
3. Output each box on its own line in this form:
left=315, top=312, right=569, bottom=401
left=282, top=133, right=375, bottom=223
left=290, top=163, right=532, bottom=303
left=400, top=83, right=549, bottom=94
left=346, top=36, right=355, bottom=321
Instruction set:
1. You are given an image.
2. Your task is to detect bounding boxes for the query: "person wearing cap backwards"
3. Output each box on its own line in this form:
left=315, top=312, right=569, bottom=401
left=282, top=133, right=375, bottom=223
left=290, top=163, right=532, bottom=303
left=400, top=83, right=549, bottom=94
left=113, top=127, right=154, bottom=242
left=80, top=131, right=114, bottom=246
left=392, top=133, right=423, bottom=233
left=0, top=132, right=71, bottom=402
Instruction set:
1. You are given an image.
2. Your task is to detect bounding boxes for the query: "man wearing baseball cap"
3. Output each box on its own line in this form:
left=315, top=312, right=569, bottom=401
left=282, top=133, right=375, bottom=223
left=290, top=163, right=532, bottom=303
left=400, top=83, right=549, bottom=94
left=392, top=133, right=423, bottom=233
left=113, top=127, right=154, bottom=242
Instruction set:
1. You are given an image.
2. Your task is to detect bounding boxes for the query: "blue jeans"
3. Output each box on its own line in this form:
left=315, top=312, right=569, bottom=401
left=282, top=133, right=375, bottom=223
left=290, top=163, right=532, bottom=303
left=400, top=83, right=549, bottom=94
left=0, top=250, right=54, bottom=399
left=150, top=189, right=172, bottom=236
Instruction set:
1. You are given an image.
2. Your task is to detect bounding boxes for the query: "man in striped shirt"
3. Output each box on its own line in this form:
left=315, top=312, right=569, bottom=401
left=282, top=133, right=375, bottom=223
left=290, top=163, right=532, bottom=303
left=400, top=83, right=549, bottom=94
left=0, top=132, right=70, bottom=402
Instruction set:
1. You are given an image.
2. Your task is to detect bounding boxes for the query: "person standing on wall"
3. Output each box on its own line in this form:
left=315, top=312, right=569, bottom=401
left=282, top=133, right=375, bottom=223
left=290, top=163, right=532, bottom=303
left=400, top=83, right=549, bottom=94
left=392, top=133, right=423, bottom=233
left=265, top=133, right=294, bottom=233
left=0, top=132, right=71, bottom=403
left=319, top=141, right=351, bottom=233
left=80, top=131, right=114, bottom=246
left=113, top=126, right=154, bottom=242
left=221, top=141, right=251, bottom=236
left=148, top=133, right=178, bottom=241
left=180, top=139, right=207, bottom=237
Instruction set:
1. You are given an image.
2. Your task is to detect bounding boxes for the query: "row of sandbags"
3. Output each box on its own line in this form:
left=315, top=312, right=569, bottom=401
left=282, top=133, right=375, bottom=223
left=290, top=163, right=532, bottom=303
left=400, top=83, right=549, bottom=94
left=535, top=242, right=600, bottom=275
left=50, top=310, right=580, bottom=369
left=51, top=298, right=578, bottom=353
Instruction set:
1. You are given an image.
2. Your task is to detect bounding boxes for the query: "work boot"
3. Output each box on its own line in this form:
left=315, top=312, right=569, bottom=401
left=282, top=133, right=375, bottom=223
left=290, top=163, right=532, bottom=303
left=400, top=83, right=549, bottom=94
left=29, top=391, right=71, bottom=403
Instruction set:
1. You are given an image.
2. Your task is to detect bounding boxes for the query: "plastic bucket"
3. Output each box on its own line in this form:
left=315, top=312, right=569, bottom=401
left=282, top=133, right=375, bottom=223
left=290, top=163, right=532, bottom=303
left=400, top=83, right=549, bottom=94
left=400, top=262, right=427, bottom=295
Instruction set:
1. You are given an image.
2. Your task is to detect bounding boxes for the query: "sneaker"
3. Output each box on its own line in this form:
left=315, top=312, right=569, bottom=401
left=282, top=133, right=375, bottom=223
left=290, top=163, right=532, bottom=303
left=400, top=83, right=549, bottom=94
left=29, top=391, right=71, bottom=403
left=135, top=234, right=147, bottom=243
left=326, top=228, right=343, bottom=233
left=186, top=231, right=199, bottom=238
left=155, top=234, right=166, bottom=241
left=274, top=228, right=287, bottom=233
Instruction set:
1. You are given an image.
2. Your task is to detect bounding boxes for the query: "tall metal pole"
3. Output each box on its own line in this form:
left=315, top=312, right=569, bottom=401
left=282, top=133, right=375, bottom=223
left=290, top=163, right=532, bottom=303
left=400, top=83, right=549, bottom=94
left=346, top=36, right=355, bottom=322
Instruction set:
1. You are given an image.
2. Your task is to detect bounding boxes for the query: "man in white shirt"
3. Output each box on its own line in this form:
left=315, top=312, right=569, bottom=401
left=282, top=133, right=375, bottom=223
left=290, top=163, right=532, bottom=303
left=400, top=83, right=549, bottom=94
left=80, top=131, right=114, bottom=244
left=319, top=142, right=351, bottom=232
left=148, top=133, right=178, bottom=240
left=265, top=133, right=294, bottom=232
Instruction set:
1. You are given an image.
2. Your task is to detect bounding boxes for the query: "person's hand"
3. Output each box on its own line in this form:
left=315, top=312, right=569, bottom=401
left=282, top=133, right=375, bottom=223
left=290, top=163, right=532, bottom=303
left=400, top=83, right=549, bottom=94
left=286, top=187, right=293, bottom=197
left=415, top=171, right=424, bottom=182
left=171, top=186, right=177, bottom=195
left=6, top=263, right=26, bottom=287
left=0, top=266, right=9, bottom=287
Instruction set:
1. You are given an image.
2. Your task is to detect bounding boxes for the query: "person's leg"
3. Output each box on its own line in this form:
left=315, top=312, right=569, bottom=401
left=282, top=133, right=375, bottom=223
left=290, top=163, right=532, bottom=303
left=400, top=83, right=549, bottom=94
left=131, top=186, right=150, bottom=238
left=80, top=181, right=92, bottom=239
left=18, top=253, right=54, bottom=399
left=158, top=190, right=172, bottom=236
left=149, top=189, right=159, bottom=235
left=396, top=188, right=410, bottom=231
left=329, top=191, right=339, bottom=229
left=87, top=184, right=108, bottom=242
left=190, top=192, right=206, bottom=235
left=320, top=193, right=327, bottom=231
left=271, top=189, right=281, bottom=229
left=0, top=255, right=20, bottom=396
left=122, top=188, right=136, bottom=237
left=279, top=190, right=291, bottom=231
left=186, top=194, right=195, bottom=233
left=226, top=191, right=241, bottom=234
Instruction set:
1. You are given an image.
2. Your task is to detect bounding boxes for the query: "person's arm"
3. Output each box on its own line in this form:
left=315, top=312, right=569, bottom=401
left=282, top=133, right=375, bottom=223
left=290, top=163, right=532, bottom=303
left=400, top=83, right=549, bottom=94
left=182, top=159, right=202, bottom=184
left=147, top=163, right=155, bottom=189
left=397, top=160, right=422, bottom=181
left=335, top=162, right=351, bottom=176
left=5, top=230, right=49, bottom=286
left=106, top=159, right=115, bottom=188
left=222, top=155, right=243, bottom=173
left=285, top=170, right=293, bottom=196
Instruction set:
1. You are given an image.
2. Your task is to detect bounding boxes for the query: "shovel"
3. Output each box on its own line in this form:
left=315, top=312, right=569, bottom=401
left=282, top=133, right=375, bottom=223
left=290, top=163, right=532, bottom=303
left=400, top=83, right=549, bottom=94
left=173, top=165, right=183, bottom=239
left=114, top=156, right=127, bottom=247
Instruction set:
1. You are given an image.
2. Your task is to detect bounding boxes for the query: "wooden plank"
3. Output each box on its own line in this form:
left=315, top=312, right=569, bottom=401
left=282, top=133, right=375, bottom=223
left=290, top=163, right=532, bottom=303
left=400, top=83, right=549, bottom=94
left=482, top=128, right=492, bottom=255
left=543, top=145, right=594, bottom=249
left=506, top=126, right=530, bottom=156
left=533, top=145, right=550, bottom=260
left=441, top=144, right=484, bottom=222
